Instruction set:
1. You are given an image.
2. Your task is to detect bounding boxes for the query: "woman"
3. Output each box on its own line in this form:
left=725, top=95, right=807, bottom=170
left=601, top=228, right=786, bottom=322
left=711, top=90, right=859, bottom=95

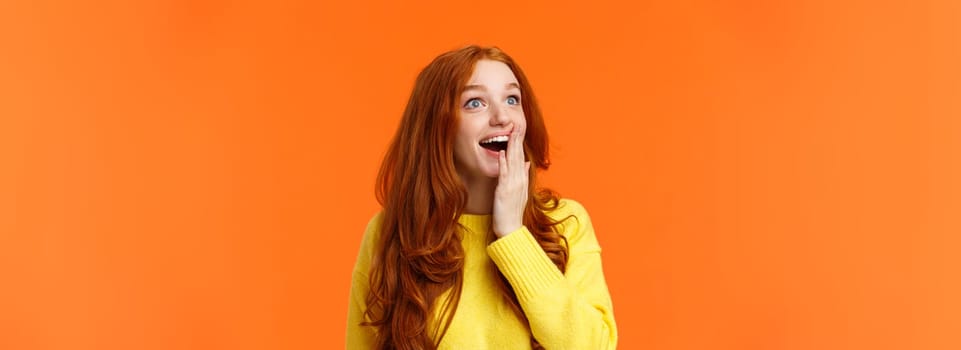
left=346, top=45, right=617, bottom=349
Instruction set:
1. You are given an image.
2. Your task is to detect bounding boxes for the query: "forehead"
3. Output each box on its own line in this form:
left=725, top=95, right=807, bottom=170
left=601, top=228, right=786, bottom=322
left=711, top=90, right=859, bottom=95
left=465, top=59, right=519, bottom=87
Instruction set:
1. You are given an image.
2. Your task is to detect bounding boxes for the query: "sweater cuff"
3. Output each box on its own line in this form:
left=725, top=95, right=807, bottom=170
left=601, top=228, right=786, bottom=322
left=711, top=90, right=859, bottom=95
left=487, top=226, right=565, bottom=302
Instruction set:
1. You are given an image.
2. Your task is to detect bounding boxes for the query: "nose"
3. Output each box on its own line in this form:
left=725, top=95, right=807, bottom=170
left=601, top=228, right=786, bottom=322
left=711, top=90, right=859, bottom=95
left=489, top=101, right=511, bottom=126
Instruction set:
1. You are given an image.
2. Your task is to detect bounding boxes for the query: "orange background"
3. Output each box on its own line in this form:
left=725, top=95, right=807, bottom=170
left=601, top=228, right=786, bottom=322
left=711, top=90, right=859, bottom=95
left=2, top=0, right=960, bottom=349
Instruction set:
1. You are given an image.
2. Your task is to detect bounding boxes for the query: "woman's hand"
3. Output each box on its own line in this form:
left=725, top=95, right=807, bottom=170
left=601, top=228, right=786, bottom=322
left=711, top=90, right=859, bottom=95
left=492, top=123, right=531, bottom=238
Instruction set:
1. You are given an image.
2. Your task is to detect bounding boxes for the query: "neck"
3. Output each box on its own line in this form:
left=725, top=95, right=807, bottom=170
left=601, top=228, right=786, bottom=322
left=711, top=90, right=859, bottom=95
left=461, top=174, right=497, bottom=215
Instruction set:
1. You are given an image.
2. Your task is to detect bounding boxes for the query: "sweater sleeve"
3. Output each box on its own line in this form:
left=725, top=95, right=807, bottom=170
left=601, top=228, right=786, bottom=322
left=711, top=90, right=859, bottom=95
left=345, top=213, right=380, bottom=349
left=486, top=199, right=618, bottom=349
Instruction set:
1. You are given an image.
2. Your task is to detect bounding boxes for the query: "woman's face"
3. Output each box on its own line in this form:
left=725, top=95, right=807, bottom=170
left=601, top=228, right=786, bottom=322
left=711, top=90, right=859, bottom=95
left=453, top=59, right=527, bottom=182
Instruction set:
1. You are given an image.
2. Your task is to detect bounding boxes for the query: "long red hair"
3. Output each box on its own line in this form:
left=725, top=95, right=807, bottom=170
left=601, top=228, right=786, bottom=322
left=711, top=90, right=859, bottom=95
left=364, top=45, right=569, bottom=350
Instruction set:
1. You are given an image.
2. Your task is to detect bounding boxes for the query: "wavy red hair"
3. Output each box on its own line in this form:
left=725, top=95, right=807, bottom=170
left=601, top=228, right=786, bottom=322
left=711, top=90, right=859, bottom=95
left=364, top=45, right=570, bottom=350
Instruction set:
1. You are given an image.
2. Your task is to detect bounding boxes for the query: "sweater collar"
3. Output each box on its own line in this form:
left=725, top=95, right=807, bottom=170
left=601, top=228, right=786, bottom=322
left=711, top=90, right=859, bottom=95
left=457, top=212, right=492, bottom=230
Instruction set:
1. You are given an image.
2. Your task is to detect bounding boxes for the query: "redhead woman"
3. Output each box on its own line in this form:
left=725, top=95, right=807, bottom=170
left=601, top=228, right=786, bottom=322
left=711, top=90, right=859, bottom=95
left=346, top=45, right=617, bottom=349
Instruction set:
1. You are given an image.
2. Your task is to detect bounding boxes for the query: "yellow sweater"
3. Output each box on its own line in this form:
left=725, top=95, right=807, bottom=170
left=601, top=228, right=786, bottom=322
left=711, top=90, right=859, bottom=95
left=346, top=199, right=618, bottom=349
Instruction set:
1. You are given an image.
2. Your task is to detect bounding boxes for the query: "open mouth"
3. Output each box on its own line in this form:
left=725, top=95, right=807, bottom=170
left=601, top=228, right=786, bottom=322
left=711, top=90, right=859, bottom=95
left=479, top=135, right=509, bottom=152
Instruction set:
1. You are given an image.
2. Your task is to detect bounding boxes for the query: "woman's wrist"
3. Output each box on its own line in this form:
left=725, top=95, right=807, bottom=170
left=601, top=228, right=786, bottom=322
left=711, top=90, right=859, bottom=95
left=493, top=223, right=523, bottom=238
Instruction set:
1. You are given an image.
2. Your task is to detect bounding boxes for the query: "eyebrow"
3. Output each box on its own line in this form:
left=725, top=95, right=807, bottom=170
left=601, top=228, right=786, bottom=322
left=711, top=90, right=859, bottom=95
left=463, top=82, right=521, bottom=92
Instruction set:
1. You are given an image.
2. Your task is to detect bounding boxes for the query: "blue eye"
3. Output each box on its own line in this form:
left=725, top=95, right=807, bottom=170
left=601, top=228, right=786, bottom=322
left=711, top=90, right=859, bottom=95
left=465, top=98, right=484, bottom=109
left=506, top=95, right=520, bottom=105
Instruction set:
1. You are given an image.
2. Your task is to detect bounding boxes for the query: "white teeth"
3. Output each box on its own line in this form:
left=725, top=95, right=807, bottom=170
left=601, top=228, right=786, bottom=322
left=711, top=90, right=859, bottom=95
left=480, top=135, right=509, bottom=144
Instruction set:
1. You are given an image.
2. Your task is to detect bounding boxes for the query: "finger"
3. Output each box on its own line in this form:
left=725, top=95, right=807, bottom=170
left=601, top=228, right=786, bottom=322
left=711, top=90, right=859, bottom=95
left=498, top=150, right=508, bottom=177
left=510, top=124, right=524, bottom=168
left=502, top=123, right=515, bottom=167
left=517, top=123, right=527, bottom=161
left=502, top=123, right=513, bottom=170
left=525, top=161, right=531, bottom=173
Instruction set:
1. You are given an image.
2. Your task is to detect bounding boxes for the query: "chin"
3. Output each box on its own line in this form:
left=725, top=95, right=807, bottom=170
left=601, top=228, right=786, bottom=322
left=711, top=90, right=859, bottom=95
left=477, top=165, right=498, bottom=179
left=460, top=154, right=501, bottom=180
left=483, top=161, right=502, bottom=178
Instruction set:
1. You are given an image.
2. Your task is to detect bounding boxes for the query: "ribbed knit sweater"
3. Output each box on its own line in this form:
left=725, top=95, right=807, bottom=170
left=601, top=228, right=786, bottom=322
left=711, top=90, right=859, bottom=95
left=346, top=199, right=617, bottom=349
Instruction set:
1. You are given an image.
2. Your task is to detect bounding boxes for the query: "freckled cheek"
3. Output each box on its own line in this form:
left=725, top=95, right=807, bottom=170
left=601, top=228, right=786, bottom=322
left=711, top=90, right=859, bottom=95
left=513, top=113, right=528, bottom=130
